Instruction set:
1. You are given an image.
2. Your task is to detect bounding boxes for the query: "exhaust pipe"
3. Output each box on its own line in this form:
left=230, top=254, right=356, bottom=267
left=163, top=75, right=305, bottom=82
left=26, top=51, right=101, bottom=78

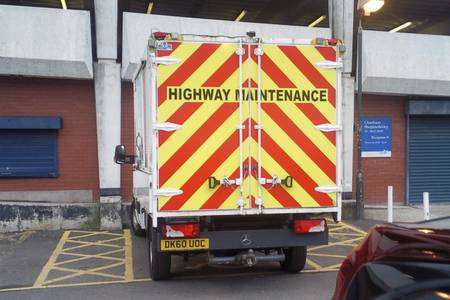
left=209, top=249, right=285, bottom=266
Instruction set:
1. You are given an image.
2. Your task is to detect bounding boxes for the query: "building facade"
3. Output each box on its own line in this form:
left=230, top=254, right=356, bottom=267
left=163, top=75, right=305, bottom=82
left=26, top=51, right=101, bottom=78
left=1, top=0, right=450, bottom=230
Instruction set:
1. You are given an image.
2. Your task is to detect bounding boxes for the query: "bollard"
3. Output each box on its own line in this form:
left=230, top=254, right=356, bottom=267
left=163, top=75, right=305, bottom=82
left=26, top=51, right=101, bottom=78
left=387, top=186, right=393, bottom=223
left=423, top=192, right=430, bottom=221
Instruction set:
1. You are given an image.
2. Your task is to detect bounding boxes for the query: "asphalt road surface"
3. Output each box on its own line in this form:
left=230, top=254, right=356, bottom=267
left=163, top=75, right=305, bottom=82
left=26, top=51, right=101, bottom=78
left=0, top=220, right=373, bottom=300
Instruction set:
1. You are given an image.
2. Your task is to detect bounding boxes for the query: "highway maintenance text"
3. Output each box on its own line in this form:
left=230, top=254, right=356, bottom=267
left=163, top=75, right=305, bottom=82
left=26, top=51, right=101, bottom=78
left=167, top=87, right=329, bottom=102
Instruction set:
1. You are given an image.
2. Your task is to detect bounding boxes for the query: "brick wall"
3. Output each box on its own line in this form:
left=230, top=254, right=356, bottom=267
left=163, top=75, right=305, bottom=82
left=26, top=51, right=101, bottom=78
left=121, top=82, right=134, bottom=202
left=0, top=76, right=100, bottom=201
left=353, top=94, right=407, bottom=204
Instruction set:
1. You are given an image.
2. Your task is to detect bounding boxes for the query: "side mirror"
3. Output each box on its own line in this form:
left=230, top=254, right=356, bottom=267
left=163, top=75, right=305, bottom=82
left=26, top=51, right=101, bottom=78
left=114, top=145, right=126, bottom=164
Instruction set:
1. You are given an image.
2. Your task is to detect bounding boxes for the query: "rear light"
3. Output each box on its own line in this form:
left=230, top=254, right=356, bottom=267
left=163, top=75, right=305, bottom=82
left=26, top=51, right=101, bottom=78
left=311, top=37, right=341, bottom=46
left=163, top=223, right=200, bottom=238
left=327, top=38, right=339, bottom=46
left=153, top=31, right=168, bottom=40
left=293, top=219, right=326, bottom=233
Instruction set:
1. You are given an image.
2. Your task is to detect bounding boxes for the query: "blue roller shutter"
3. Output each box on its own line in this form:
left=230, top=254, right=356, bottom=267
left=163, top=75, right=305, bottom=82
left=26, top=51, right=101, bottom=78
left=408, top=117, right=450, bottom=203
left=0, top=117, right=61, bottom=178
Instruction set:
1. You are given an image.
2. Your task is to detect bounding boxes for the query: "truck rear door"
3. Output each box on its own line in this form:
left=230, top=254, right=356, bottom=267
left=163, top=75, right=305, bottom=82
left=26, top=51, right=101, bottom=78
left=155, top=39, right=339, bottom=213
left=251, top=42, right=339, bottom=209
left=156, top=40, right=246, bottom=212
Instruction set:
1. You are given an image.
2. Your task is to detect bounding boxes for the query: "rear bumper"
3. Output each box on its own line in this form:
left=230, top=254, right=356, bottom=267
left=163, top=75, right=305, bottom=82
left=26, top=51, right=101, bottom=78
left=157, top=228, right=328, bottom=251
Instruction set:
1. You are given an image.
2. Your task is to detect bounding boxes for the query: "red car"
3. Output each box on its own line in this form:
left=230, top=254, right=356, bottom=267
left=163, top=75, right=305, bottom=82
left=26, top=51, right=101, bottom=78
left=333, top=217, right=450, bottom=300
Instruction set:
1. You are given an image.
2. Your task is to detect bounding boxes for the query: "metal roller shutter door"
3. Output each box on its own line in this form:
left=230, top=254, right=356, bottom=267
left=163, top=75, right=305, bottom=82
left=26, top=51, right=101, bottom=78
left=0, top=130, right=58, bottom=178
left=408, top=117, right=450, bottom=203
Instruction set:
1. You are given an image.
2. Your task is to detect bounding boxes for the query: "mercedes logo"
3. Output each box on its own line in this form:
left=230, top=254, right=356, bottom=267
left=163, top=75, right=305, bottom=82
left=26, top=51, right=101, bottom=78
left=240, top=234, right=252, bottom=246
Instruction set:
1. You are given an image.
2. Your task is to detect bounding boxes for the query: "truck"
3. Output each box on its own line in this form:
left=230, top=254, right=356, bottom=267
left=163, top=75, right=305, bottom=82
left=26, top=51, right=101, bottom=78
left=114, top=31, right=343, bottom=280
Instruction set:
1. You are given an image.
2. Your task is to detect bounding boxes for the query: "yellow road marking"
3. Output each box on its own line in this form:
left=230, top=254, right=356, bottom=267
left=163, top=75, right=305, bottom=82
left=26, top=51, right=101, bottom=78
left=306, top=258, right=322, bottom=270
left=33, top=231, right=70, bottom=287
left=48, top=263, right=126, bottom=284
left=305, top=220, right=367, bottom=272
left=53, top=249, right=125, bottom=266
left=331, top=232, right=365, bottom=236
left=69, top=230, right=123, bottom=237
left=309, top=236, right=364, bottom=252
left=124, top=229, right=134, bottom=281
left=11, top=222, right=366, bottom=292
left=0, top=278, right=152, bottom=293
left=0, top=231, right=34, bottom=243
left=308, top=253, right=347, bottom=259
left=340, top=222, right=368, bottom=235
left=68, top=231, right=110, bottom=240
left=62, top=236, right=124, bottom=252
left=33, top=230, right=134, bottom=288
left=328, top=226, right=345, bottom=232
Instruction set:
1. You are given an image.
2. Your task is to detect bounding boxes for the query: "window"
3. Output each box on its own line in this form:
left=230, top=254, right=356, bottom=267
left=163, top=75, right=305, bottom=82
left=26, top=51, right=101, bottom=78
left=0, top=117, right=62, bottom=178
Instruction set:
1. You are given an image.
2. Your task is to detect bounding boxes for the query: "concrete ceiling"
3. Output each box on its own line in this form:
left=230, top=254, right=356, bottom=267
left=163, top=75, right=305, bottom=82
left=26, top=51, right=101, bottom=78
left=1, top=0, right=449, bottom=35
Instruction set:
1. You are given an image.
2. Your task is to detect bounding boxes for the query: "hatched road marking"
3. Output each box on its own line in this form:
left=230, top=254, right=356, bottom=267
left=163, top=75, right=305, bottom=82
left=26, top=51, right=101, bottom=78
left=0, top=221, right=367, bottom=292
left=33, top=230, right=135, bottom=288
left=0, top=231, right=34, bottom=244
left=303, top=220, right=367, bottom=273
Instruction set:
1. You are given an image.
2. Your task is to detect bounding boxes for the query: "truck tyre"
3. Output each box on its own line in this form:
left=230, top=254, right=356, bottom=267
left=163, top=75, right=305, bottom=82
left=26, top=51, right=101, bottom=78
left=130, top=199, right=146, bottom=237
left=281, top=246, right=307, bottom=273
left=147, top=227, right=171, bottom=280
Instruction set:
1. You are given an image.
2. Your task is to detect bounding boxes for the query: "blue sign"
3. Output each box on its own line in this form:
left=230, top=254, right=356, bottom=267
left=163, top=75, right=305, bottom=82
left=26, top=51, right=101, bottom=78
left=361, top=117, right=392, bottom=157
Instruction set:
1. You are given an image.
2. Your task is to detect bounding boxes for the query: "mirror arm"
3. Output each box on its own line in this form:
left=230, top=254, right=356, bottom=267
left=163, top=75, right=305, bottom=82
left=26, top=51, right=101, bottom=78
left=124, top=155, right=136, bottom=164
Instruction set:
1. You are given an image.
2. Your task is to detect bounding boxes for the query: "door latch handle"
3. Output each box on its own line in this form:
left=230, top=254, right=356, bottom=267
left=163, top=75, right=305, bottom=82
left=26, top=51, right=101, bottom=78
left=208, top=177, right=221, bottom=189
left=259, top=175, right=293, bottom=188
left=208, top=176, right=242, bottom=189
left=281, top=176, right=293, bottom=188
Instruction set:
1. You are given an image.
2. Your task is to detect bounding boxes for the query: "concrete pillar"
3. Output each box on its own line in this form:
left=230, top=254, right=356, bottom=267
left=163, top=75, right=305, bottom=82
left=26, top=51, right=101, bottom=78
left=329, top=0, right=355, bottom=194
left=94, top=0, right=118, bottom=60
left=94, top=0, right=122, bottom=229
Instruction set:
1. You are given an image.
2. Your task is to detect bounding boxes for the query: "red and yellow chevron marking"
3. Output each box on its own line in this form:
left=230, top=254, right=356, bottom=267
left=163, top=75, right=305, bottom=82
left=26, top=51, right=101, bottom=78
left=155, top=40, right=337, bottom=211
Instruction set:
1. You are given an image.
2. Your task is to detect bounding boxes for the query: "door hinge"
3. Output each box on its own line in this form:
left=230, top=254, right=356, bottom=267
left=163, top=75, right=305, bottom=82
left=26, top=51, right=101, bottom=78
left=154, top=122, right=182, bottom=132
left=155, top=189, right=183, bottom=197
left=316, top=60, right=342, bottom=69
left=315, top=186, right=342, bottom=193
left=316, top=124, right=341, bottom=132
left=151, top=56, right=180, bottom=65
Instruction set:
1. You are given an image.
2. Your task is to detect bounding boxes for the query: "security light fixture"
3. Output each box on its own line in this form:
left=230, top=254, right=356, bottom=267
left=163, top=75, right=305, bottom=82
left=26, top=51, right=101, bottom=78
left=357, top=0, right=384, bottom=16
left=308, top=15, right=326, bottom=28
left=235, top=9, right=247, bottom=22
left=389, top=21, right=412, bottom=33
left=147, top=2, right=154, bottom=14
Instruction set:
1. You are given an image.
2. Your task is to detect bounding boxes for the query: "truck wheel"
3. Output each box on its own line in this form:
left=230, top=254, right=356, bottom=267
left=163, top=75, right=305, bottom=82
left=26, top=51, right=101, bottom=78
left=281, top=246, right=307, bottom=273
left=147, top=227, right=171, bottom=280
left=130, top=199, right=146, bottom=237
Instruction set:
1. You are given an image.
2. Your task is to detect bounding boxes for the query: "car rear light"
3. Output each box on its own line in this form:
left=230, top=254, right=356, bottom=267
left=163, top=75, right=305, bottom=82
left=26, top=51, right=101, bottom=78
left=163, top=223, right=200, bottom=238
left=293, top=219, right=326, bottom=233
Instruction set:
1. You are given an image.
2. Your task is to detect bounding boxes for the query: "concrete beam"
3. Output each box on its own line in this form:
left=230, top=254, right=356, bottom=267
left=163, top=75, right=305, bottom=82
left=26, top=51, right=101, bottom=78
left=0, top=5, right=93, bottom=79
left=122, top=13, right=331, bottom=80
left=362, top=30, right=450, bottom=96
